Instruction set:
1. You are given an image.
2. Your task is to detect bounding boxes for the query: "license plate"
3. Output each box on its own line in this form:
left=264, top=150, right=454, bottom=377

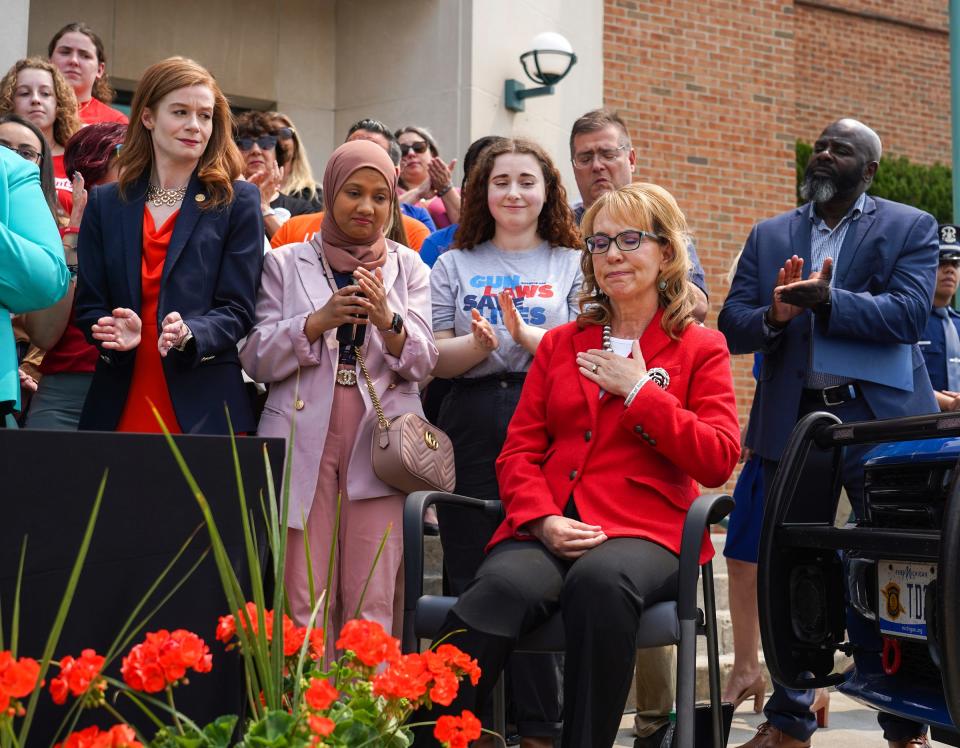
left=877, top=560, right=936, bottom=640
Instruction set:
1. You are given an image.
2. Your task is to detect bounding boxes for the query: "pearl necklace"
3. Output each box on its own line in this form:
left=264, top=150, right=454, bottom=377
left=603, top=323, right=670, bottom=389
left=147, top=183, right=187, bottom=207
left=602, top=324, right=613, bottom=352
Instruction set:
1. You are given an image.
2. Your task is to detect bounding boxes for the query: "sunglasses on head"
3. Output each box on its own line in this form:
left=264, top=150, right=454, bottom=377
left=399, top=141, right=429, bottom=157
left=235, top=134, right=277, bottom=151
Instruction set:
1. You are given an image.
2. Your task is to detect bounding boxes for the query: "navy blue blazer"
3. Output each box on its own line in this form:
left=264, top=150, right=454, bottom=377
left=718, top=195, right=939, bottom=461
left=74, top=173, right=263, bottom=434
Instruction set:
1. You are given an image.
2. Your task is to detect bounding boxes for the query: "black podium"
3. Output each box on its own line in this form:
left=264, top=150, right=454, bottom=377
left=0, top=429, right=284, bottom=744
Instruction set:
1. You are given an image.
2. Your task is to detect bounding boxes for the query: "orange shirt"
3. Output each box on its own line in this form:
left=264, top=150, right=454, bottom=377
left=269, top=211, right=429, bottom=251
left=116, top=208, right=182, bottom=434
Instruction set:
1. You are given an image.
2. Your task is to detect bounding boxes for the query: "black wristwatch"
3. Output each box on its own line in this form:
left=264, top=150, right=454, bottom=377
left=381, top=312, right=404, bottom=335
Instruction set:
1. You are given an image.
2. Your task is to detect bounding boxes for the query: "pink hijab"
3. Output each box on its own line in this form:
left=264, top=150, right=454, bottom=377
left=319, top=140, right=397, bottom=273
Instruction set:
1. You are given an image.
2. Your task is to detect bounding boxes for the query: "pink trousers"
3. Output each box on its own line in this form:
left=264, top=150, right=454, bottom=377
left=285, top=381, right=404, bottom=656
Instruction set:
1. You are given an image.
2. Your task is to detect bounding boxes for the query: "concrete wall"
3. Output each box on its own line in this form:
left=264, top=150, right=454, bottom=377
left=471, top=0, right=604, bottom=195
left=331, top=0, right=472, bottom=178
left=26, top=0, right=336, bottom=172
left=22, top=0, right=602, bottom=186
left=0, top=0, right=31, bottom=73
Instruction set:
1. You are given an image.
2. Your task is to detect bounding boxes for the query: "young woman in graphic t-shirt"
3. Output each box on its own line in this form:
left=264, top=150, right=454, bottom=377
left=429, top=137, right=582, bottom=748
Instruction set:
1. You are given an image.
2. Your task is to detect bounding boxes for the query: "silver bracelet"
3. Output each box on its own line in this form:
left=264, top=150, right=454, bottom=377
left=624, top=375, right=651, bottom=407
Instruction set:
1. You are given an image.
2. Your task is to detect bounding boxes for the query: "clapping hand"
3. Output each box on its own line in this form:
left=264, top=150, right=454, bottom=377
left=249, top=162, right=284, bottom=209
left=158, top=311, right=190, bottom=357
left=470, top=309, right=499, bottom=351
left=778, top=256, right=832, bottom=309
left=68, top=171, right=87, bottom=231
left=428, top=157, right=456, bottom=194
left=497, top=291, right=535, bottom=350
left=353, top=267, right=393, bottom=331
left=91, top=308, right=142, bottom=351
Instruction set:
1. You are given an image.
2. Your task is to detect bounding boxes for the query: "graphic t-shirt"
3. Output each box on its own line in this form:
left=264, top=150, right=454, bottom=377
left=431, top=240, right=583, bottom=377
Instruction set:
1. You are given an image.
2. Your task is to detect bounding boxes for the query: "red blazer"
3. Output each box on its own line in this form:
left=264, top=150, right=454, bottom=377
left=492, top=311, right=741, bottom=564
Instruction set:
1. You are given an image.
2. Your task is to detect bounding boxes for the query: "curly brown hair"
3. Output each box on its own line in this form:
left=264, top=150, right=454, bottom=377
left=117, top=57, right=244, bottom=210
left=453, top=138, right=580, bottom=250
left=578, top=183, right=697, bottom=339
left=0, top=58, right=81, bottom=147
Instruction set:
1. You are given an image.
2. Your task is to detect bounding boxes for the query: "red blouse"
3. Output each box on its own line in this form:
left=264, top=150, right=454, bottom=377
left=116, top=208, right=182, bottom=434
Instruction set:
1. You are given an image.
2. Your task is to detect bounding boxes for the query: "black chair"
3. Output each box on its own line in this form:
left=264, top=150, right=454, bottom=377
left=402, top=491, right=734, bottom=748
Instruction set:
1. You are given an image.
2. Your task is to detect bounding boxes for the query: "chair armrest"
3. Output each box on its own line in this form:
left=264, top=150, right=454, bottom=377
left=402, top=491, right=501, bottom=623
left=676, top=493, right=734, bottom=622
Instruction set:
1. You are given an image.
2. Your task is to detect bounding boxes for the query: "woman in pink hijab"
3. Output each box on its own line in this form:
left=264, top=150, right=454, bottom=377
left=240, top=140, right=438, bottom=644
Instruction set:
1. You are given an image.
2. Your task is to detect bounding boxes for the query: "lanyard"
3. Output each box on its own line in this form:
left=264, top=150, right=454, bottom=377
left=311, top=236, right=366, bottom=364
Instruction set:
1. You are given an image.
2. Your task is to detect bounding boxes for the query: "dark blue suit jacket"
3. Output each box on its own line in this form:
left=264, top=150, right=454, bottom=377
left=718, top=195, right=939, bottom=461
left=75, top=173, right=263, bottom=434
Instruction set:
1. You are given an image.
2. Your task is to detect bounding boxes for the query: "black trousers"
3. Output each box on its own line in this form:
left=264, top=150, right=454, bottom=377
left=415, top=537, right=679, bottom=747
left=434, top=375, right=562, bottom=738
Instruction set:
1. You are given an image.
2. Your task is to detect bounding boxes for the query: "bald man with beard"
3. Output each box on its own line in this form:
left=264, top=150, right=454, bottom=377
left=720, top=118, right=937, bottom=747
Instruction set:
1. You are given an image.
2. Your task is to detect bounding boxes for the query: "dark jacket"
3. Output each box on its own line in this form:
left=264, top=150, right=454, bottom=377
left=75, top=173, right=263, bottom=434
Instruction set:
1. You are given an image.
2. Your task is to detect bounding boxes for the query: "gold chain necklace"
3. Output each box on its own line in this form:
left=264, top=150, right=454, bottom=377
left=146, top=183, right=187, bottom=207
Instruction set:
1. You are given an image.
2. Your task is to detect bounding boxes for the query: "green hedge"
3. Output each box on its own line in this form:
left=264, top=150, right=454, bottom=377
left=796, top=140, right=953, bottom=222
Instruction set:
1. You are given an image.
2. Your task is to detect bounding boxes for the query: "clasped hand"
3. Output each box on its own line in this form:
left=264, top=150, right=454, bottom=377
left=576, top=340, right=647, bottom=398
left=307, top=267, right=395, bottom=334
left=528, top=515, right=607, bottom=560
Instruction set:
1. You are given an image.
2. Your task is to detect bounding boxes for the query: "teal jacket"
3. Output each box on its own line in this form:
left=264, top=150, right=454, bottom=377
left=1, top=147, right=69, bottom=413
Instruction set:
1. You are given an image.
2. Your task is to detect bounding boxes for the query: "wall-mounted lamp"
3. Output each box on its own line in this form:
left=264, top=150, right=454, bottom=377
left=504, top=31, right=578, bottom=112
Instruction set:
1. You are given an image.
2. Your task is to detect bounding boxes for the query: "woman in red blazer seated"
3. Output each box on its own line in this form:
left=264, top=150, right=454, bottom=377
left=420, top=183, right=741, bottom=748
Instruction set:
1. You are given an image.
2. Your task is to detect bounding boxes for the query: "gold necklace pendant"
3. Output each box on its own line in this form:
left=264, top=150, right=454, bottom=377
left=147, top=183, right=187, bottom=207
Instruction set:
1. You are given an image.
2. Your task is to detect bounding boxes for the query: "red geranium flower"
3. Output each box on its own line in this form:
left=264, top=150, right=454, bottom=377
left=371, top=652, right=432, bottom=703
left=216, top=604, right=323, bottom=661
left=335, top=619, right=400, bottom=667
left=433, top=710, right=482, bottom=748
left=304, top=677, right=338, bottom=712
left=0, top=651, right=41, bottom=714
left=50, top=649, right=106, bottom=705
left=307, top=714, right=335, bottom=737
left=121, top=630, right=212, bottom=693
left=56, top=724, right=142, bottom=748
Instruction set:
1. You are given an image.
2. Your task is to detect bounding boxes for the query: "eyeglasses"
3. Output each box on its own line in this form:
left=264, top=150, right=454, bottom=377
left=399, top=141, right=429, bottom=157
left=585, top=230, right=664, bottom=254
left=235, top=135, right=277, bottom=151
left=0, top=142, right=41, bottom=164
left=274, top=127, right=294, bottom=141
left=572, top=145, right=629, bottom=169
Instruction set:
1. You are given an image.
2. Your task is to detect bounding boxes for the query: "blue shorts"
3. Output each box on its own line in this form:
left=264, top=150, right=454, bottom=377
left=723, top=455, right=765, bottom=563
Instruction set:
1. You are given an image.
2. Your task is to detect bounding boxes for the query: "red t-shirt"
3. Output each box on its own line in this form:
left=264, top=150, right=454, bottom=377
left=52, top=154, right=73, bottom=216
left=39, top=306, right=99, bottom=375
left=78, top=97, right=129, bottom=125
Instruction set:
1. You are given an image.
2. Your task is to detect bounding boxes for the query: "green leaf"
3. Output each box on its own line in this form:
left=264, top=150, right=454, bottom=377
left=202, top=715, right=239, bottom=748
left=243, top=710, right=298, bottom=748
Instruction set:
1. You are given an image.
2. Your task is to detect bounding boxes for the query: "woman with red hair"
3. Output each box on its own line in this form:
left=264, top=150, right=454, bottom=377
left=75, top=57, right=262, bottom=434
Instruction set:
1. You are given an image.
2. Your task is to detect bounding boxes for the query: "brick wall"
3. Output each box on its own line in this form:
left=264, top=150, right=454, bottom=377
left=603, top=0, right=951, bottom=489
left=603, top=0, right=799, bottom=466
left=794, top=0, right=950, bottom=166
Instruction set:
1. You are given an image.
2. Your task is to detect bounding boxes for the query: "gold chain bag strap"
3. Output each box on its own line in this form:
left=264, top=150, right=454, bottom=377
left=355, top=350, right=456, bottom=494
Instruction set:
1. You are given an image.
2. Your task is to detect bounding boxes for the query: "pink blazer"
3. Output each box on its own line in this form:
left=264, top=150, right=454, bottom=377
left=239, top=238, right=438, bottom=529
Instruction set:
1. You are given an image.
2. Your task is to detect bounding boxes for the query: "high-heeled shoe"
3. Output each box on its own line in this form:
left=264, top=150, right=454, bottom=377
left=728, top=672, right=766, bottom=713
left=811, top=688, right=831, bottom=728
